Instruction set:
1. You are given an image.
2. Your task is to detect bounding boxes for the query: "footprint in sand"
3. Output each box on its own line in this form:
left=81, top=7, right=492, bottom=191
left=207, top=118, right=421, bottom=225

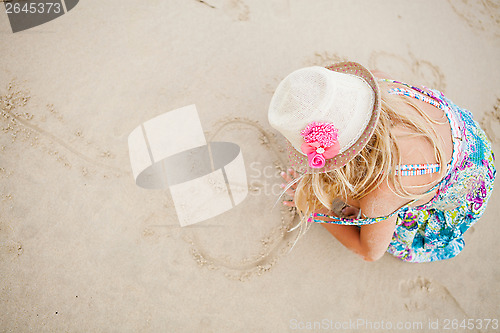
left=398, top=276, right=468, bottom=317
left=302, top=50, right=446, bottom=92
left=399, top=276, right=433, bottom=311
left=447, top=0, right=500, bottom=37
left=368, top=51, right=447, bottom=91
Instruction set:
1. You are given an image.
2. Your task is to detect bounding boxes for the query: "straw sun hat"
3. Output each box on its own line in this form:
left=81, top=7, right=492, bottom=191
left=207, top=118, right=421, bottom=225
left=268, top=62, right=381, bottom=174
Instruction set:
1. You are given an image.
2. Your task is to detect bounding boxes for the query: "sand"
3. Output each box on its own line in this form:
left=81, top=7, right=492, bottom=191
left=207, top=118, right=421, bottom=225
left=1, top=0, right=499, bottom=332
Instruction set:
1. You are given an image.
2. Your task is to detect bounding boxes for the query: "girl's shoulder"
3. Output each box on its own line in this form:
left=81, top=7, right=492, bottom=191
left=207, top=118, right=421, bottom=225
left=364, top=71, right=454, bottom=212
left=389, top=83, right=453, bottom=203
left=358, top=176, right=410, bottom=219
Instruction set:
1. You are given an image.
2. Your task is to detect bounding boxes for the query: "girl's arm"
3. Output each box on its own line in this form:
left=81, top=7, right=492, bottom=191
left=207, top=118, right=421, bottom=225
left=317, top=178, right=408, bottom=261
left=281, top=169, right=401, bottom=261
left=317, top=207, right=397, bottom=262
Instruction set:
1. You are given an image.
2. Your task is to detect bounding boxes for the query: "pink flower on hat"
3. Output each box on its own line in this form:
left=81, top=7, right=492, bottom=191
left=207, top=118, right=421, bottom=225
left=300, top=122, right=340, bottom=168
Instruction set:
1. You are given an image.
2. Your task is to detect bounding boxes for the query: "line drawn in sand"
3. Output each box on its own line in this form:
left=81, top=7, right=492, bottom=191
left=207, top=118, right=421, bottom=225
left=0, top=79, right=127, bottom=259
left=181, top=117, right=300, bottom=281
left=368, top=50, right=447, bottom=92
left=183, top=214, right=296, bottom=281
left=447, top=0, right=500, bottom=37
left=0, top=79, right=127, bottom=178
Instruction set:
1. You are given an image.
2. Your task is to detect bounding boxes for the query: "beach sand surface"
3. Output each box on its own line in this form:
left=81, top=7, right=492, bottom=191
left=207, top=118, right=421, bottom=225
left=1, top=0, right=499, bottom=332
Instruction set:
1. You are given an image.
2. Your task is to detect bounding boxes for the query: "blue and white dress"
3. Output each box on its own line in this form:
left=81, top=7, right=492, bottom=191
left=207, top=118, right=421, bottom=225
left=312, top=80, right=496, bottom=263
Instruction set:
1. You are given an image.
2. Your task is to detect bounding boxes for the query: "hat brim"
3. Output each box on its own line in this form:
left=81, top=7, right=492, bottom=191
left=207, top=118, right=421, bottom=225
left=287, top=62, right=381, bottom=173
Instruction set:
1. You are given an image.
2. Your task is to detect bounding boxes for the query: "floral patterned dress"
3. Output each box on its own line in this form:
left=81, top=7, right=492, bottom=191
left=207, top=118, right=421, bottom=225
left=312, top=80, right=496, bottom=262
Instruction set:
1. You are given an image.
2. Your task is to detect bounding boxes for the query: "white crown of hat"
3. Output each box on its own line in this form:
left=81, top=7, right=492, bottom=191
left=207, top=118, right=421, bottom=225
left=268, top=66, right=375, bottom=157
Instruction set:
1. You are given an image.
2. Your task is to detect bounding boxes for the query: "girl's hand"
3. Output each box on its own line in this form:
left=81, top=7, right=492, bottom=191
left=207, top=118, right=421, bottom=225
left=331, top=198, right=361, bottom=219
left=280, top=168, right=299, bottom=207
left=316, top=202, right=361, bottom=220
left=341, top=205, right=361, bottom=219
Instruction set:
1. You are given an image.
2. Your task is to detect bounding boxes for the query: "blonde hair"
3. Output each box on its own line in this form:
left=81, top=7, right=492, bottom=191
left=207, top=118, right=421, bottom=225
left=289, top=80, right=448, bottom=242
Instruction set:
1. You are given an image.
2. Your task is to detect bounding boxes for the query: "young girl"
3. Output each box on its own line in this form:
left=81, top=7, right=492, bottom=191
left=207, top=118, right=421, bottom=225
left=268, top=62, right=496, bottom=262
